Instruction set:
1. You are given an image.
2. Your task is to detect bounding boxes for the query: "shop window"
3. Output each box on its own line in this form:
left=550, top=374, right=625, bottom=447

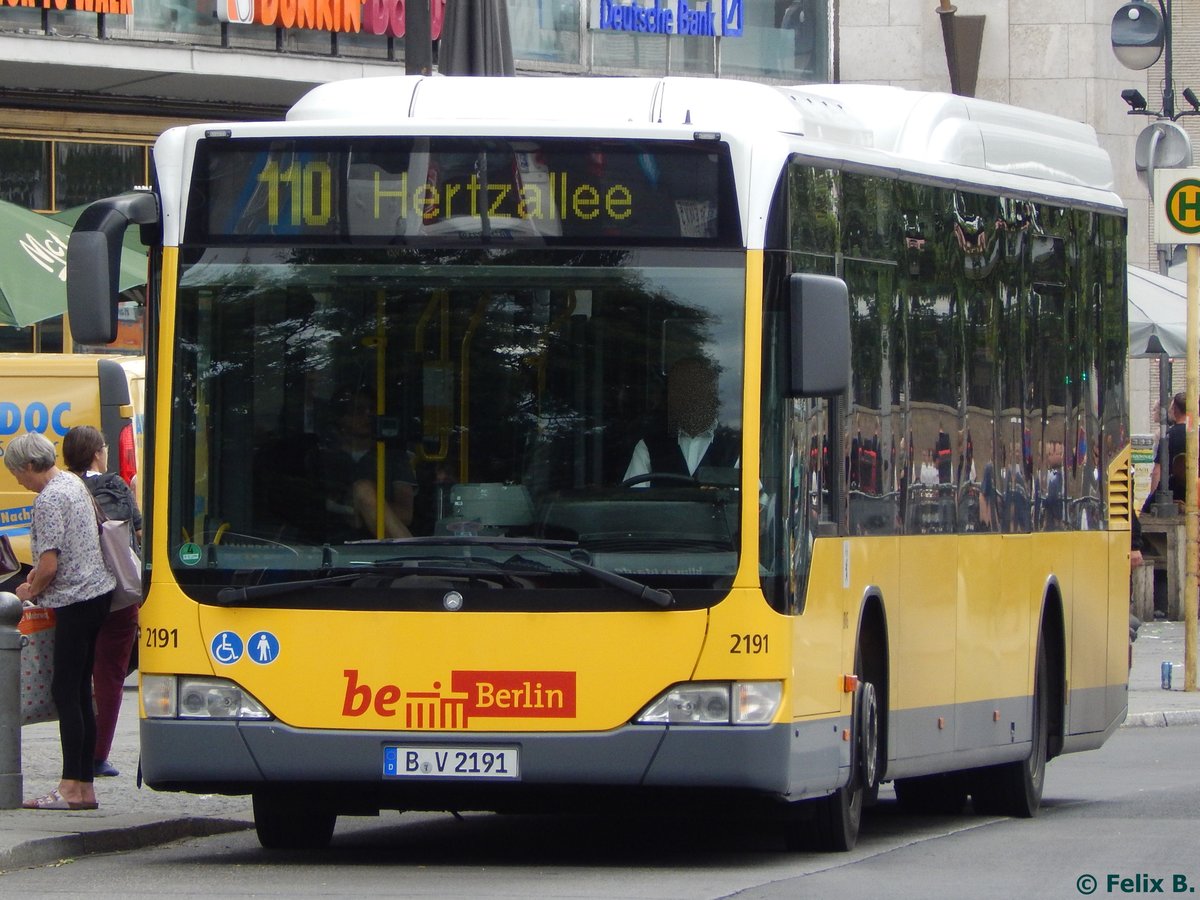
left=0, top=140, right=51, bottom=210
left=42, top=9, right=117, bottom=39
left=592, top=30, right=667, bottom=74
left=510, top=0, right=581, bottom=64
left=0, top=9, right=42, bottom=34
left=55, top=143, right=146, bottom=210
left=133, top=0, right=220, bottom=40
left=333, top=29, right=395, bottom=61
left=672, top=35, right=716, bottom=76
left=721, top=0, right=828, bottom=80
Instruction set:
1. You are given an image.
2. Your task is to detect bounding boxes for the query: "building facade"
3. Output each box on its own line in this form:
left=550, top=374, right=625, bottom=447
left=1, top=0, right=1189, bottom=432
left=839, top=1, right=1199, bottom=438
left=2, top=2, right=1167, bottom=236
left=0, top=1, right=832, bottom=350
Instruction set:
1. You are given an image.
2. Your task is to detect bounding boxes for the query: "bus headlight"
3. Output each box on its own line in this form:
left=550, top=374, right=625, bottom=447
left=142, top=675, right=272, bottom=720
left=635, top=681, right=782, bottom=725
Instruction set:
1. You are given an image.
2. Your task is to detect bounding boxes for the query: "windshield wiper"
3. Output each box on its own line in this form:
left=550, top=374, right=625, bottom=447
left=350, top=536, right=578, bottom=549
left=214, top=557, right=529, bottom=605
left=357, top=536, right=674, bottom=609
left=523, top=545, right=674, bottom=608
left=215, top=572, right=364, bottom=606
left=216, top=537, right=674, bottom=609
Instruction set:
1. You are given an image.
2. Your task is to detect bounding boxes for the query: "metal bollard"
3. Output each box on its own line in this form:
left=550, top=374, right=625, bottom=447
left=0, top=592, right=23, bottom=808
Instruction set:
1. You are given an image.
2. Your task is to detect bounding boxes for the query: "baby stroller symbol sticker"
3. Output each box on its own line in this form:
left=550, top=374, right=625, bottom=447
left=210, top=631, right=243, bottom=665
left=248, top=631, right=280, bottom=664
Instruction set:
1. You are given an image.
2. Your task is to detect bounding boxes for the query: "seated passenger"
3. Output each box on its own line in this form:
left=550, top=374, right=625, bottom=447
left=322, top=386, right=416, bottom=539
left=623, top=357, right=739, bottom=486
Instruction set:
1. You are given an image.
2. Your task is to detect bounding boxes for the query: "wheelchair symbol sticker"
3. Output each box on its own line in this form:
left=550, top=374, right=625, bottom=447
left=248, top=631, right=280, bottom=665
left=211, top=631, right=243, bottom=665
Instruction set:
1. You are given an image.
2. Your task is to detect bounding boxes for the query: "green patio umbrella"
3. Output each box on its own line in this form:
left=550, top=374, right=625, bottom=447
left=0, top=198, right=148, bottom=327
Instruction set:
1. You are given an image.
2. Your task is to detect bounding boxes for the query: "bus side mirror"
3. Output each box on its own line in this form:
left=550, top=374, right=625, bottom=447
left=788, top=273, right=850, bottom=397
left=67, top=191, right=159, bottom=345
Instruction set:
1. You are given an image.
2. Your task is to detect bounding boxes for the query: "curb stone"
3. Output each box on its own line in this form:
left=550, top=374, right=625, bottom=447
left=0, top=817, right=253, bottom=872
left=1121, top=709, right=1200, bottom=728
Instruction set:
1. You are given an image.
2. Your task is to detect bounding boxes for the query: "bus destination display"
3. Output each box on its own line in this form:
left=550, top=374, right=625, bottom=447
left=186, top=137, right=736, bottom=245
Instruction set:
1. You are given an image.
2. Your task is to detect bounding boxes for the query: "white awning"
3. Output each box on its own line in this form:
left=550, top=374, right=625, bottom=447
left=1129, top=265, right=1187, bottom=359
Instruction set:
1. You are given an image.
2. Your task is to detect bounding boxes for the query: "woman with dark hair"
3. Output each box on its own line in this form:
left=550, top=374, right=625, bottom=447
left=5, top=431, right=114, bottom=810
left=63, top=425, right=143, bottom=779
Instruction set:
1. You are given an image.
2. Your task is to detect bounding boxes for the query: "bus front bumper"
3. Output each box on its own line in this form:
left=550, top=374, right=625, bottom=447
left=140, top=716, right=847, bottom=810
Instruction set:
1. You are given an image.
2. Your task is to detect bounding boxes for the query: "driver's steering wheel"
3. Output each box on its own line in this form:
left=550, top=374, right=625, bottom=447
left=620, top=472, right=698, bottom=488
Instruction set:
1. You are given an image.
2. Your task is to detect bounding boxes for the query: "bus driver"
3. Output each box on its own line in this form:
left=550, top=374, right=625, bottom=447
left=622, top=356, right=740, bottom=486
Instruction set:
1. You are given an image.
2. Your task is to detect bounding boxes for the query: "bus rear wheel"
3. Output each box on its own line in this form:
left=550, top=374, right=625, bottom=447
left=253, top=790, right=337, bottom=850
left=970, top=640, right=1049, bottom=818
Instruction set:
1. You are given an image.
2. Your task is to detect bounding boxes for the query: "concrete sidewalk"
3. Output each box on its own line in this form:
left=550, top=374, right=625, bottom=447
left=0, top=686, right=252, bottom=870
left=1, top=620, right=1198, bottom=870
left=1121, top=619, right=1200, bottom=727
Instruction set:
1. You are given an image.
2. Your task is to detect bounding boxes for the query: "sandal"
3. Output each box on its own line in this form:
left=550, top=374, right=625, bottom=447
left=21, top=789, right=97, bottom=811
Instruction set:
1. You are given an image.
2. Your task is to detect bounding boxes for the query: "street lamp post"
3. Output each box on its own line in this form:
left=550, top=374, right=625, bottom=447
left=1113, top=1, right=1195, bottom=518
left=1112, top=0, right=1198, bottom=221
left=1114, top=2, right=1195, bottom=281
left=1112, top=0, right=1175, bottom=116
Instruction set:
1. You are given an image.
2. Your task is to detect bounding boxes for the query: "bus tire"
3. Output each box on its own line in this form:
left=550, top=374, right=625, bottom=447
left=253, top=790, right=337, bottom=850
left=786, top=676, right=877, bottom=851
left=810, top=778, right=863, bottom=852
left=970, top=639, right=1049, bottom=818
left=855, top=680, right=880, bottom=801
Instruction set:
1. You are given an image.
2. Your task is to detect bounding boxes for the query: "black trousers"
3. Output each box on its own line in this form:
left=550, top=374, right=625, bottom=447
left=51, top=591, right=113, bottom=783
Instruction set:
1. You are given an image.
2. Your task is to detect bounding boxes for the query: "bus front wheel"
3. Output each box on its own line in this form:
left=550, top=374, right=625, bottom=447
left=253, top=790, right=337, bottom=850
left=786, top=678, right=878, bottom=852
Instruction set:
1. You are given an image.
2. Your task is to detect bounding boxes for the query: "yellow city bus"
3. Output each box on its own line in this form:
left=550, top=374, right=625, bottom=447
left=66, top=76, right=1131, bottom=852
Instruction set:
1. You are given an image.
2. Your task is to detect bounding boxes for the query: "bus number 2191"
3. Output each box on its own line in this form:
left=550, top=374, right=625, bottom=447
left=145, top=627, right=179, bottom=649
left=730, top=633, right=768, bottom=654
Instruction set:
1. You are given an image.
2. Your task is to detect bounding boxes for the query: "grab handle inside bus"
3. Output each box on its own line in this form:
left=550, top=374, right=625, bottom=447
left=67, top=189, right=160, bottom=345
left=788, top=273, right=850, bottom=397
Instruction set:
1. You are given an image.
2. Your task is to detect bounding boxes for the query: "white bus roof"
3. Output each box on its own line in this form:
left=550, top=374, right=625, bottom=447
left=287, top=76, right=1115, bottom=195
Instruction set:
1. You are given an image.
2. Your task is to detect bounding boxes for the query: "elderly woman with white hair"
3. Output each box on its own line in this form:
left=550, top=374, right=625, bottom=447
left=5, top=432, right=115, bottom=811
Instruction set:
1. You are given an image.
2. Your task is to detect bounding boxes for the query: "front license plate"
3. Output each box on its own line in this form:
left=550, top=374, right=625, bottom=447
left=383, top=745, right=521, bottom=779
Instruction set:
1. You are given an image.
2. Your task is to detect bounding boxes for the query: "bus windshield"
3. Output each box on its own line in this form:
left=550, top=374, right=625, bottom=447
left=168, top=246, right=746, bottom=610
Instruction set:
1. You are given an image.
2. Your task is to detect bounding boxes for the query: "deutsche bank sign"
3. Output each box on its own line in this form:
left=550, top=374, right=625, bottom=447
left=590, top=0, right=744, bottom=38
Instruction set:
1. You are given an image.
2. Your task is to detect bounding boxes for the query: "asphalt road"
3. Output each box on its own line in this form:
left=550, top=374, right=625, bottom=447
left=0, top=726, right=1195, bottom=900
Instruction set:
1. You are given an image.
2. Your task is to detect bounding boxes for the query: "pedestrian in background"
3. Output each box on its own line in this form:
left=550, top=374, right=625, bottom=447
left=5, top=432, right=115, bottom=810
left=64, top=425, right=142, bottom=778
left=1142, top=392, right=1187, bottom=513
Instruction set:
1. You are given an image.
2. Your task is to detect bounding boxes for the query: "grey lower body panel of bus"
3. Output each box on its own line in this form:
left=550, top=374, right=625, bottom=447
left=141, top=683, right=1123, bottom=811
left=880, top=688, right=1126, bottom=781
left=140, top=715, right=849, bottom=811
left=1061, top=683, right=1127, bottom=754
